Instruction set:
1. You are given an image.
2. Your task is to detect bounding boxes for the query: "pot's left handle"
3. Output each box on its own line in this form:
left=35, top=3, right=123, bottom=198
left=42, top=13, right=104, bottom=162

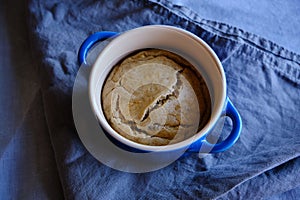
left=78, top=31, right=118, bottom=65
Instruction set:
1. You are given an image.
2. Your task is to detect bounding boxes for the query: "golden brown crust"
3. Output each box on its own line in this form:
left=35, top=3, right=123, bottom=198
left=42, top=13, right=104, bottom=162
left=102, top=49, right=211, bottom=146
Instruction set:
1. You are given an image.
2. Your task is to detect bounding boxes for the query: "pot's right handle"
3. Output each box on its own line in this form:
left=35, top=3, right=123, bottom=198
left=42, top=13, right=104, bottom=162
left=78, top=31, right=118, bottom=65
left=188, top=98, right=242, bottom=153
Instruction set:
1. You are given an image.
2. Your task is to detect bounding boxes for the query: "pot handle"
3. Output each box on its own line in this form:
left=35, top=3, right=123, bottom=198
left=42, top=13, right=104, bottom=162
left=188, top=98, right=242, bottom=153
left=78, top=31, right=118, bottom=65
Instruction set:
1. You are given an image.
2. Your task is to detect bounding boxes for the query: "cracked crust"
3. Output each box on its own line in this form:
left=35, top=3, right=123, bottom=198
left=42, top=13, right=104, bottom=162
left=102, top=49, right=211, bottom=146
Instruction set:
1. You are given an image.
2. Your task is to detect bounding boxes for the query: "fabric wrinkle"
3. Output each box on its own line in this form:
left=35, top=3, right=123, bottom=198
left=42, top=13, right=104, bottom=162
left=26, top=0, right=300, bottom=199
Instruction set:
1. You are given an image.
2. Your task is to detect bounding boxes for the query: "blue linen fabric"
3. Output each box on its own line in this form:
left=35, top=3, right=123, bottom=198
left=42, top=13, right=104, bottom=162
left=0, top=0, right=63, bottom=199
left=170, top=0, right=300, bottom=55
left=27, top=0, right=300, bottom=199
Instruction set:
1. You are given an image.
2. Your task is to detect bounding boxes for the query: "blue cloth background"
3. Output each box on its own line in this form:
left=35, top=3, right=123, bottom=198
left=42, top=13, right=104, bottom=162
left=0, top=1, right=63, bottom=199
left=172, top=0, right=300, bottom=55
left=1, top=0, right=300, bottom=199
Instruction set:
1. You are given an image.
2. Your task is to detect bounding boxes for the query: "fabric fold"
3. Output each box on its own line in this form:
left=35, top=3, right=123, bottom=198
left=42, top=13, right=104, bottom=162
left=27, top=0, right=300, bottom=199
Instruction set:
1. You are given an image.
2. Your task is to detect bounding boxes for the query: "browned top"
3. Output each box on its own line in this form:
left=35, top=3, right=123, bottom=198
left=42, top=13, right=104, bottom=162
left=102, top=49, right=211, bottom=146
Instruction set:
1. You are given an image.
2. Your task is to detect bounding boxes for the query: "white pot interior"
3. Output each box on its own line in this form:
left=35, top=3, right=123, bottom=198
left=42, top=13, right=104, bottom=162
left=89, top=25, right=226, bottom=151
